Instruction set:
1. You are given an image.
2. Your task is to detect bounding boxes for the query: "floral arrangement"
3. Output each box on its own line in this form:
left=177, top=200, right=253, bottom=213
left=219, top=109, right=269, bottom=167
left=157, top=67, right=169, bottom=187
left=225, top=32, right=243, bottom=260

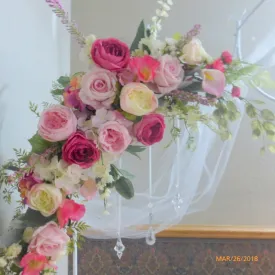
left=1, top=0, right=275, bottom=274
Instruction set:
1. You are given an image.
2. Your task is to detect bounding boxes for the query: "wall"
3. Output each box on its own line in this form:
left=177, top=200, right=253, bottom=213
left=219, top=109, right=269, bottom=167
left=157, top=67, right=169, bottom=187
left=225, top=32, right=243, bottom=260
left=71, top=0, right=275, bottom=226
left=0, top=0, right=70, bottom=273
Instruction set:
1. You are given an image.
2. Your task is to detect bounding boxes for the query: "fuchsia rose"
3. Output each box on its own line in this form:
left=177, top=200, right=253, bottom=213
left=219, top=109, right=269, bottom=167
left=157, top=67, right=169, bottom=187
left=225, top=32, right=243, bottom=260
left=79, top=67, right=117, bottom=110
left=232, top=86, right=241, bottom=97
left=154, top=55, right=184, bottom=94
left=134, top=114, right=166, bottom=146
left=129, top=55, right=160, bottom=82
left=28, top=222, right=70, bottom=260
left=63, top=87, right=86, bottom=111
left=62, top=131, right=100, bottom=168
left=98, top=121, right=132, bottom=154
left=38, top=105, right=77, bottom=142
left=57, top=199, right=86, bottom=228
left=20, top=252, right=49, bottom=275
left=221, top=51, right=233, bottom=64
left=91, top=38, right=130, bottom=71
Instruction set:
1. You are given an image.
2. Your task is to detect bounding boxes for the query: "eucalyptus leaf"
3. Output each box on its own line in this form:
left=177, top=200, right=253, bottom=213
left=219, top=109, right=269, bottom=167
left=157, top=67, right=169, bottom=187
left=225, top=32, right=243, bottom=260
left=119, top=169, right=135, bottom=180
left=28, top=133, right=52, bottom=154
left=19, top=208, right=54, bottom=227
left=126, top=145, right=146, bottom=159
left=261, top=109, right=275, bottom=121
left=130, top=20, right=146, bottom=52
left=115, top=177, right=134, bottom=200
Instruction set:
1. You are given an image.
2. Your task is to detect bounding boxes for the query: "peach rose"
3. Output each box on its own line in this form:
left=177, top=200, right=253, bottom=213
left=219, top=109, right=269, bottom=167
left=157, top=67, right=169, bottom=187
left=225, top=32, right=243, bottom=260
left=120, top=83, right=158, bottom=116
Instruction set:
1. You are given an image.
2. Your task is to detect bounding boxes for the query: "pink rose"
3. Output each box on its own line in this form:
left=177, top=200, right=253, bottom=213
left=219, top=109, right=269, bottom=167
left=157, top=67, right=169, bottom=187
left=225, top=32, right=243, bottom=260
left=57, top=199, right=86, bottom=228
left=38, top=105, right=77, bottom=142
left=154, top=55, right=184, bottom=94
left=79, top=67, right=117, bottom=110
left=98, top=121, right=132, bottom=154
left=28, top=222, right=70, bottom=260
left=92, top=108, right=133, bottom=129
left=134, top=114, right=166, bottom=146
left=91, top=38, right=130, bottom=71
left=62, top=131, right=100, bottom=168
left=117, top=69, right=139, bottom=85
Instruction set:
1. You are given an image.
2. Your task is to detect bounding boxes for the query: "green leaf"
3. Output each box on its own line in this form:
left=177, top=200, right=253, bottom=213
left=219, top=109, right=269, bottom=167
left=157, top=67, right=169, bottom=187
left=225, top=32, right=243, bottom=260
left=126, top=145, right=146, bottom=159
left=263, top=122, right=275, bottom=133
left=119, top=169, right=135, bottom=180
left=261, top=109, right=275, bottom=121
left=19, top=208, right=54, bottom=227
left=57, top=76, right=70, bottom=88
left=130, top=20, right=146, bottom=52
left=142, top=44, right=151, bottom=54
left=251, top=119, right=262, bottom=131
left=28, top=133, right=52, bottom=154
left=253, top=70, right=275, bottom=89
left=246, top=104, right=257, bottom=118
left=51, top=89, right=64, bottom=96
left=115, top=177, right=134, bottom=199
left=251, top=100, right=265, bottom=105
left=252, top=129, right=261, bottom=139
left=268, top=145, right=275, bottom=153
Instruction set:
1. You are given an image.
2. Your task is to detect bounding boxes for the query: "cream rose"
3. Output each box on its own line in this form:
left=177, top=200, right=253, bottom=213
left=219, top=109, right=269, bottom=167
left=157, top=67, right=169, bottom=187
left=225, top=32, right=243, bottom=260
left=27, top=184, right=63, bottom=217
left=5, top=243, right=22, bottom=259
left=120, top=83, right=158, bottom=116
left=179, top=38, right=211, bottom=65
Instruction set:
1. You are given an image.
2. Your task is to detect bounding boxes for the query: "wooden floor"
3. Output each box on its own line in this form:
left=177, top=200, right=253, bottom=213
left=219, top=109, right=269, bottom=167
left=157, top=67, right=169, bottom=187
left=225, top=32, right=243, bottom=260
left=157, top=225, right=275, bottom=239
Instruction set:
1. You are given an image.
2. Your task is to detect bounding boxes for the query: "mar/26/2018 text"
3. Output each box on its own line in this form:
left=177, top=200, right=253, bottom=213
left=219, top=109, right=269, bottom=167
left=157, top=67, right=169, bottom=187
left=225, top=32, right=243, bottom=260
left=216, top=256, right=259, bottom=262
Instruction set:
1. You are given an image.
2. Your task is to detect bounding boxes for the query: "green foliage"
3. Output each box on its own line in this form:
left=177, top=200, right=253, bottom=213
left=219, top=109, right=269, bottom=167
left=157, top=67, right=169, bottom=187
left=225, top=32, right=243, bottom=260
left=28, top=133, right=52, bottom=154
left=115, top=176, right=134, bottom=200
left=19, top=209, right=54, bottom=227
left=261, top=109, right=275, bottom=121
left=29, top=101, right=40, bottom=117
left=225, top=60, right=259, bottom=85
left=126, top=145, right=146, bottom=159
left=245, top=103, right=257, bottom=118
left=252, top=70, right=275, bottom=89
left=119, top=169, right=135, bottom=180
left=57, top=76, right=71, bottom=88
left=130, top=20, right=146, bottom=52
left=66, top=221, right=91, bottom=254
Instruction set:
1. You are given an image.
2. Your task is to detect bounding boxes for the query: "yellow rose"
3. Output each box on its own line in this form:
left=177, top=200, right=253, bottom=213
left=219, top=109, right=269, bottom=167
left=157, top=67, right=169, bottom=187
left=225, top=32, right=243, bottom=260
left=120, top=83, right=158, bottom=116
left=28, top=184, right=63, bottom=217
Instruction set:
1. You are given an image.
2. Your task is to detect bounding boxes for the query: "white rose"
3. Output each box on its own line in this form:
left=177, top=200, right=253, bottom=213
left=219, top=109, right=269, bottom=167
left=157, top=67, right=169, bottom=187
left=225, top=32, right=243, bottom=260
left=5, top=243, right=22, bottom=259
left=0, top=257, right=7, bottom=268
left=23, top=227, right=34, bottom=243
left=179, top=38, right=211, bottom=65
left=79, top=34, right=97, bottom=65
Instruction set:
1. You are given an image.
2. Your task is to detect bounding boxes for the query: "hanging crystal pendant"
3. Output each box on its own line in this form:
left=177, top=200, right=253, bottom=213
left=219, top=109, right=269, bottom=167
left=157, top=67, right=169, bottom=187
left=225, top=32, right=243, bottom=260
left=172, top=193, right=184, bottom=211
left=114, top=237, right=125, bottom=259
left=146, top=226, right=156, bottom=246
